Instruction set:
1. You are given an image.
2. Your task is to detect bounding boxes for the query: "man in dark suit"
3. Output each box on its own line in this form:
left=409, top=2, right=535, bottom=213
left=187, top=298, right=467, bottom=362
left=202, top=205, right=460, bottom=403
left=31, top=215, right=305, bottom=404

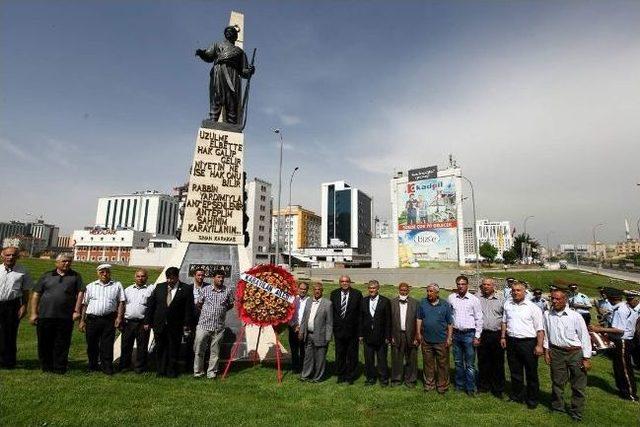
left=299, top=283, right=333, bottom=382
left=390, top=282, right=418, bottom=387
left=330, top=275, right=362, bottom=384
left=144, top=267, right=195, bottom=377
left=360, top=280, right=392, bottom=386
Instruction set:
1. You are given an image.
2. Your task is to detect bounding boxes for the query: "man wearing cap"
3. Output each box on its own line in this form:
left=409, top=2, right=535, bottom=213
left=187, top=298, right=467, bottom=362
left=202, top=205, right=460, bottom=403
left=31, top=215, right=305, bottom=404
left=625, top=291, right=640, bottom=369
left=531, top=289, right=548, bottom=313
left=590, top=288, right=638, bottom=401
left=568, top=284, right=592, bottom=326
left=594, top=287, right=614, bottom=327
left=501, top=281, right=545, bottom=409
left=0, top=246, right=32, bottom=369
left=120, top=268, right=154, bottom=373
left=543, top=288, right=592, bottom=421
left=79, top=264, right=125, bottom=374
left=144, top=267, right=195, bottom=377
left=30, top=253, right=84, bottom=373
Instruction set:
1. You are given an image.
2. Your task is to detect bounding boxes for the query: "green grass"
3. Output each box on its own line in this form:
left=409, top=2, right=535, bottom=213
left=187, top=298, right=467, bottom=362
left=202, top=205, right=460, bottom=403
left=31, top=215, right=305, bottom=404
left=18, top=257, right=163, bottom=285
left=489, top=270, right=638, bottom=297
left=1, top=260, right=639, bottom=426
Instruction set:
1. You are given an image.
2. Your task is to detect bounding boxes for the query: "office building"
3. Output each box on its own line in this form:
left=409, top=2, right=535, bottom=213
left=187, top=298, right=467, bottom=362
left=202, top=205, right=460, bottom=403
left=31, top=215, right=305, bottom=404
left=320, top=181, right=372, bottom=255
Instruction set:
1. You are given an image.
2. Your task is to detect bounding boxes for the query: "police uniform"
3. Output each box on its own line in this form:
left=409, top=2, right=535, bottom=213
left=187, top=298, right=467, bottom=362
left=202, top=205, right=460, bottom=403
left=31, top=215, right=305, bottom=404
left=608, top=289, right=638, bottom=401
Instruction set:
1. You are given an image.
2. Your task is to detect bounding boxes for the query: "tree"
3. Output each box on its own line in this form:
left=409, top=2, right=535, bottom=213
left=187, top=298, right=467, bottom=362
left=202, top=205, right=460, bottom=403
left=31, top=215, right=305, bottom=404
left=512, top=233, right=540, bottom=260
left=479, top=241, right=499, bottom=263
left=502, top=249, right=517, bottom=265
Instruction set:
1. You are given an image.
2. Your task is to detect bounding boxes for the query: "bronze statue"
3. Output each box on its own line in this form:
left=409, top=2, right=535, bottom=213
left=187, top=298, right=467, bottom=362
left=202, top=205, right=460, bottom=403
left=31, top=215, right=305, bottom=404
left=196, top=26, right=255, bottom=129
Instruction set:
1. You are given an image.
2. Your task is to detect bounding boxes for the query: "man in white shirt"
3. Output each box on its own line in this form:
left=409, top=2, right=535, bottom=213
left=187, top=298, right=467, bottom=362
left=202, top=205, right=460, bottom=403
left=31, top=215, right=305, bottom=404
left=543, top=288, right=592, bottom=422
left=590, top=288, right=638, bottom=401
left=447, top=275, right=483, bottom=396
left=501, top=281, right=545, bottom=409
left=120, top=268, right=154, bottom=373
left=288, top=282, right=309, bottom=373
left=0, top=246, right=32, bottom=369
left=79, top=264, right=125, bottom=375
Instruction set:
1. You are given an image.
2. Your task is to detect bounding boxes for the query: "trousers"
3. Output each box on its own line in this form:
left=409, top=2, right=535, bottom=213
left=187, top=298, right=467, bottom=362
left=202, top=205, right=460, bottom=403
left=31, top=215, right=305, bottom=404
left=37, top=318, right=74, bottom=373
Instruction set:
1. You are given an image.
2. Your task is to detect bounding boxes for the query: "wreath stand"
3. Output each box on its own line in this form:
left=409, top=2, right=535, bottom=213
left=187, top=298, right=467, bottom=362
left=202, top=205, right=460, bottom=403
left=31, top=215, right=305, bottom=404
left=221, top=323, right=284, bottom=383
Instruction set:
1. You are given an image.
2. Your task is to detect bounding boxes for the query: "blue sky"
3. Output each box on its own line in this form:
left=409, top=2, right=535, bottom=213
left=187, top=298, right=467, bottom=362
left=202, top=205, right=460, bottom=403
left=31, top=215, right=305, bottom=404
left=2, top=0, right=639, bottom=245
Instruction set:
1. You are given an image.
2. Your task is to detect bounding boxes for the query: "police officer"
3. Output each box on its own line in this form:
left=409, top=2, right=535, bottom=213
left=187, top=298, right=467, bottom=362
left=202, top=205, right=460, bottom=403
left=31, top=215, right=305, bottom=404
left=568, top=284, right=592, bottom=326
left=590, top=288, right=638, bottom=401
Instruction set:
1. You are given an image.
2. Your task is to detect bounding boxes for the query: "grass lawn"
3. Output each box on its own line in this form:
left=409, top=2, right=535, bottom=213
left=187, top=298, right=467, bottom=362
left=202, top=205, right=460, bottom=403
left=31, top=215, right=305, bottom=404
left=1, top=260, right=639, bottom=426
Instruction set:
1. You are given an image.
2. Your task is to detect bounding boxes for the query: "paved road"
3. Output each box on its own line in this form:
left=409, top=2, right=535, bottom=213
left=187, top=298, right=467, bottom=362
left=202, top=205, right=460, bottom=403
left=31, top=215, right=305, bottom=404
left=573, top=265, right=640, bottom=284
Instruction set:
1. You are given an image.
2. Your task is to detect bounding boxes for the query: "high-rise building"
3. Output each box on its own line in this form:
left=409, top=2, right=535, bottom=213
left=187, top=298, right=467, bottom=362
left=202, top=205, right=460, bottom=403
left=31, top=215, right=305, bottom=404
left=1, top=219, right=59, bottom=251
left=463, top=227, right=475, bottom=258
left=272, top=205, right=321, bottom=253
left=57, top=235, right=72, bottom=248
left=320, top=181, right=372, bottom=254
left=94, top=190, right=178, bottom=239
left=246, top=178, right=272, bottom=264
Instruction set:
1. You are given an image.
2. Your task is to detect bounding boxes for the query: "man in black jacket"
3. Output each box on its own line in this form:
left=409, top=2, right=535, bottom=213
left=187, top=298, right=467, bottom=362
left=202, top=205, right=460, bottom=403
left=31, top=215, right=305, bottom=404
left=360, top=280, right=392, bottom=386
left=330, top=275, right=362, bottom=384
left=144, top=267, right=195, bottom=377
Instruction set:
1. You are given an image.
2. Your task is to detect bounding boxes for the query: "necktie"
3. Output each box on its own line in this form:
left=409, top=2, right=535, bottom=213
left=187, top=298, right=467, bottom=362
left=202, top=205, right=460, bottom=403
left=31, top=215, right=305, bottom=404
left=340, top=292, right=348, bottom=318
left=167, top=285, right=175, bottom=306
left=399, top=299, right=407, bottom=304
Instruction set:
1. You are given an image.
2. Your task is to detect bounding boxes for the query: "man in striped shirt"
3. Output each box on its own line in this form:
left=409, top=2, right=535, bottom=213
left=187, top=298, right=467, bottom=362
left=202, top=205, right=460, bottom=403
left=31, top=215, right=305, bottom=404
left=120, top=268, right=154, bottom=373
left=193, top=270, right=234, bottom=379
left=79, top=264, right=125, bottom=375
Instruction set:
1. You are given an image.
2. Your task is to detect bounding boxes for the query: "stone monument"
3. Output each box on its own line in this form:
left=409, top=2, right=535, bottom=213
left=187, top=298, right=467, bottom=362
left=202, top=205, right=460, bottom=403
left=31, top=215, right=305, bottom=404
left=158, top=11, right=284, bottom=363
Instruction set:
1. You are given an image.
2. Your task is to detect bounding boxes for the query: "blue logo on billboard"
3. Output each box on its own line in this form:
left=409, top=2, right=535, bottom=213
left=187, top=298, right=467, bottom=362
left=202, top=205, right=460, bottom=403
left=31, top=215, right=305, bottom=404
left=413, top=231, right=439, bottom=245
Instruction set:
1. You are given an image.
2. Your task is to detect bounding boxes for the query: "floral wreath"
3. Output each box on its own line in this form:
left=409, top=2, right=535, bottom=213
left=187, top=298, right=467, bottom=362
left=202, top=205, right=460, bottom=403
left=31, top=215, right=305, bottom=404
left=236, top=264, right=298, bottom=326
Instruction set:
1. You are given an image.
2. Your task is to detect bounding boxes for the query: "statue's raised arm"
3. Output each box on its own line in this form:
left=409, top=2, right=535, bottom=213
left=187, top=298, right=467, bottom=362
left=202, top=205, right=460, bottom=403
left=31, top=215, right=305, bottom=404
left=196, top=25, right=256, bottom=130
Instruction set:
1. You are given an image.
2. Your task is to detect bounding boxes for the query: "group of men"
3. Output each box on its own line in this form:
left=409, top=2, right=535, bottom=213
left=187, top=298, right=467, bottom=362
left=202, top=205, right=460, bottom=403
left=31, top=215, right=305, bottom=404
left=288, top=274, right=639, bottom=422
left=0, top=246, right=234, bottom=379
left=2, top=246, right=639, bottom=421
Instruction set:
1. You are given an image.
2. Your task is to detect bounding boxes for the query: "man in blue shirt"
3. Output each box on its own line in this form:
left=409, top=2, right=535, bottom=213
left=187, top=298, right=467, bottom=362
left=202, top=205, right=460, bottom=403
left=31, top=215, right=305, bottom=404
left=416, top=283, right=453, bottom=394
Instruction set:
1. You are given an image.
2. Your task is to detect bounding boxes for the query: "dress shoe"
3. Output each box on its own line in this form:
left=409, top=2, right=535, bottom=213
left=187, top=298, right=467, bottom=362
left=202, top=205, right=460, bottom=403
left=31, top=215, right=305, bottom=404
left=526, top=402, right=538, bottom=410
left=337, top=377, right=345, bottom=384
left=491, top=391, right=504, bottom=400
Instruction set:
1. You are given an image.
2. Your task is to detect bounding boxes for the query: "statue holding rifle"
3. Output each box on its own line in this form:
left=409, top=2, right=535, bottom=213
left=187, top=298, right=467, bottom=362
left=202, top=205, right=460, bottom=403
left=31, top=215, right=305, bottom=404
left=196, top=25, right=256, bottom=130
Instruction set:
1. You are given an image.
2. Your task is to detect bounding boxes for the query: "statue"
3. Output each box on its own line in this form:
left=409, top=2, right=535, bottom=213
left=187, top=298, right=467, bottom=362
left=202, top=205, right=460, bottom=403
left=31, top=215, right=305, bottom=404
left=196, top=25, right=255, bottom=130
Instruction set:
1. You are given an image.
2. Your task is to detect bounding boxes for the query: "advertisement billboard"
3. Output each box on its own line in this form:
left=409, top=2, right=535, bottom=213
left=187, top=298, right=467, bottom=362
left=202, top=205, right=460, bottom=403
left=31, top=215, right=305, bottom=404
left=397, top=176, right=458, bottom=266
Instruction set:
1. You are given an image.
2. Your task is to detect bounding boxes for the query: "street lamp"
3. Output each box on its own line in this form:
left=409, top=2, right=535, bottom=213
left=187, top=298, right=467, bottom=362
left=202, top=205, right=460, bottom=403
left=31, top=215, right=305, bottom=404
left=459, top=175, right=480, bottom=288
left=288, top=167, right=299, bottom=270
left=273, top=128, right=284, bottom=265
left=521, top=215, right=534, bottom=264
left=592, top=223, right=604, bottom=273
left=546, top=231, right=554, bottom=260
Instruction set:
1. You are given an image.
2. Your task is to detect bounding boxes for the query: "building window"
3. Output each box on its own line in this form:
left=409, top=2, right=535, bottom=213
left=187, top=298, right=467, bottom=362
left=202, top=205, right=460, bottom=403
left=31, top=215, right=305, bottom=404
left=260, top=205, right=265, bottom=212
left=259, top=215, right=265, bottom=221
left=258, top=236, right=264, bottom=242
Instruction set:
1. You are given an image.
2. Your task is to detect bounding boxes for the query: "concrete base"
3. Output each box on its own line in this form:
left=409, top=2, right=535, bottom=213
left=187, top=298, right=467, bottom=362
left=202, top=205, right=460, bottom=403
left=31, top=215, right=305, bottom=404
left=152, top=242, right=287, bottom=362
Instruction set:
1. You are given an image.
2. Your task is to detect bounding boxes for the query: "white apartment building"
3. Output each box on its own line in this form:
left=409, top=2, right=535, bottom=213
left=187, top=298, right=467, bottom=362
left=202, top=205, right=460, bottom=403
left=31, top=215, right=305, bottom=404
left=94, top=190, right=178, bottom=239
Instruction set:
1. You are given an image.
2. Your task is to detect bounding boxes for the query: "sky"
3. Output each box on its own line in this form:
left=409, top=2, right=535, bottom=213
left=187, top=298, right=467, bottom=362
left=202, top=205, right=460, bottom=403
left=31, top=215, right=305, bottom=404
left=1, top=0, right=639, bottom=246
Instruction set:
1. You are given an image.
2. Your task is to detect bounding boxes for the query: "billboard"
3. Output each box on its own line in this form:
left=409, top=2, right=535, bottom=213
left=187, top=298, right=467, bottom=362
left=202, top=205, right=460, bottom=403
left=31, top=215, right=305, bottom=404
left=397, top=176, right=458, bottom=266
